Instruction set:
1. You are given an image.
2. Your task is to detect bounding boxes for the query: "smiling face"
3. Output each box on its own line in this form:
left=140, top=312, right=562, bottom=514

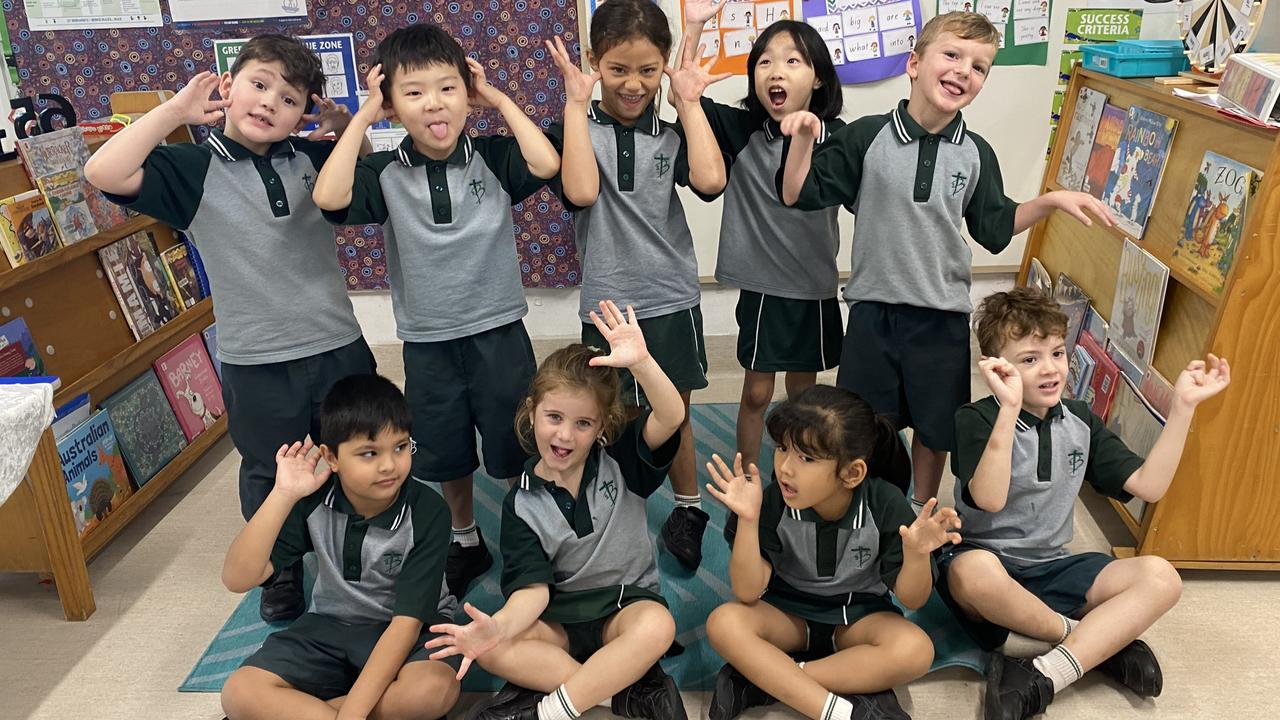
left=531, top=386, right=605, bottom=485
left=906, top=31, right=996, bottom=129
left=591, top=38, right=666, bottom=124
left=323, top=425, right=414, bottom=516
left=219, top=59, right=309, bottom=154
left=999, top=332, right=1070, bottom=417
left=772, top=436, right=866, bottom=520
left=752, top=30, right=820, bottom=121
left=387, top=61, right=470, bottom=160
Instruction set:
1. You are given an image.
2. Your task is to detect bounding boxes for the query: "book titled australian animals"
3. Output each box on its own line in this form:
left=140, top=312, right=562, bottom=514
left=57, top=409, right=132, bottom=538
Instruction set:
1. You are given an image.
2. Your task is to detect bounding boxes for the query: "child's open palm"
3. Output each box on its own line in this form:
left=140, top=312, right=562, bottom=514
left=467, top=58, right=507, bottom=109
left=546, top=37, right=599, bottom=105
left=354, top=64, right=390, bottom=125
left=899, top=498, right=962, bottom=554
left=978, top=356, right=1022, bottom=407
left=684, top=0, right=728, bottom=25
left=704, top=452, right=762, bottom=522
left=666, top=44, right=732, bottom=104
left=427, top=602, right=503, bottom=680
left=1174, top=353, right=1230, bottom=409
left=301, top=94, right=353, bottom=139
left=1051, top=190, right=1115, bottom=228
left=588, top=301, right=650, bottom=370
left=273, top=440, right=331, bottom=502
left=171, top=71, right=231, bottom=127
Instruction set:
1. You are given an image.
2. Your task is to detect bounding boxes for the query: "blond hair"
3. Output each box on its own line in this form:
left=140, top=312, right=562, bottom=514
left=915, top=12, right=1001, bottom=56
left=514, top=344, right=628, bottom=453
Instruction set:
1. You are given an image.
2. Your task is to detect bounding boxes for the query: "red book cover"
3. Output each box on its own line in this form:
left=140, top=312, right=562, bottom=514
left=1079, top=332, right=1120, bottom=421
left=152, top=333, right=225, bottom=442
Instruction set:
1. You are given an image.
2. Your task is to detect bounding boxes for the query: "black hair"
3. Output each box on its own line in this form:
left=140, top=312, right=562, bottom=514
left=589, top=0, right=674, bottom=61
left=374, top=23, right=471, bottom=99
left=743, top=20, right=842, bottom=126
left=231, top=34, right=325, bottom=112
left=765, top=385, right=910, bottom=494
left=319, top=374, right=413, bottom=454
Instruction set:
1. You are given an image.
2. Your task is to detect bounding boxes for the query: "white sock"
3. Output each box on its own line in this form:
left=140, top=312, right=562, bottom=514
left=822, top=693, right=854, bottom=720
left=536, top=685, right=580, bottom=720
left=1033, top=645, right=1084, bottom=693
left=674, top=493, right=702, bottom=510
left=1058, top=614, right=1080, bottom=644
left=911, top=497, right=928, bottom=515
left=451, top=523, right=480, bottom=548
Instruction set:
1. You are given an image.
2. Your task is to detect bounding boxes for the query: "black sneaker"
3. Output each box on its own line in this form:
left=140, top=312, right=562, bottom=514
left=708, top=663, right=776, bottom=720
left=1096, top=639, right=1163, bottom=698
left=473, top=682, right=544, bottom=720
left=445, top=528, right=494, bottom=599
left=659, top=506, right=709, bottom=571
left=259, top=561, right=304, bottom=623
left=612, top=664, right=688, bottom=720
left=984, top=654, right=1054, bottom=720
left=846, top=689, right=910, bottom=720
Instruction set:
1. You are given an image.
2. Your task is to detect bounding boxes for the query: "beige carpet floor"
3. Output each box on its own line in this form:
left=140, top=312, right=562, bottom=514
left=1, top=338, right=1274, bottom=719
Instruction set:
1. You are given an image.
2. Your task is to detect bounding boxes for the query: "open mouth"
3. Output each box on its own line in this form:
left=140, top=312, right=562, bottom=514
left=618, top=93, right=646, bottom=108
left=940, top=80, right=965, bottom=97
left=779, top=479, right=798, bottom=498
left=767, top=85, right=788, bottom=109
left=550, top=445, right=572, bottom=460
left=1038, top=380, right=1060, bottom=393
left=247, top=112, right=273, bottom=128
left=427, top=121, right=449, bottom=140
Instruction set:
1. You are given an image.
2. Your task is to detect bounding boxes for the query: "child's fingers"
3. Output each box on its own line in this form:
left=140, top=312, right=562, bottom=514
left=704, top=481, right=730, bottom=505
left=456, top=657, right=474, bottom=681
left=423, top=634, right=454, bottom=648
left=428, top=622, right=460, bottom=635
left=732, top=452, right=744, bottom=478
left=427, top=646, right=459, bottom=660
left=587, top=309, right=609, bottom=337
left=711, top=453, right=736, bottom=481
left=462, top=601, right=489, bottom=622
left=747, top=463, right=760, bottom=482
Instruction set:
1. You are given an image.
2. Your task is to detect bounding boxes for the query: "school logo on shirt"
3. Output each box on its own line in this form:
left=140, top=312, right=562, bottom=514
left=469, top=179, right=486, bottom=205
left=849, top=546, right=872, bottom=567
left=302, top=173, right=315, bottom=192
left=599, top=476, right=618, bottom=505
left=1067, top=449, right=1085, bottom=477
left=380, top=551, right=404, bottom=574
left=654, top=153, right=671, bottom=178
left=949, top=171, right=968, bottom=196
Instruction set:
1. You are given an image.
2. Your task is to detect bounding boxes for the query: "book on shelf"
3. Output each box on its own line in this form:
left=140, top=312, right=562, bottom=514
left=16, top=126, right=130, bottom=235
left=159, top=243, right=206, bottom=310
left=202, top=323, right=221, bottom=380
left=154, top=333, right=225, bottom=442
left=1053, top=272, right=1091, bottom=356
left=1082, top=103, right=1127, bottom=200
left=1079, top=331, right=1120, bottom=420
left=1100, top=105, right=1178, bottom=240
left=0, top=190, right=60, bottom=266
left=1218, top=53, right=1280, bottom=126
left=1138, top=370, right=1176, bottom=422
left=1106, top=375, right=1166, bottom=524
left=1171, top=151, right=1262, bottom=296
left=180, top=232, right=212, bottom=298
left=1106, top=336, right=1146, bottom=387
left=0, top=316, right=46, bottom=378
left=52, top=392, right=92, bottom=440
left=100, top=369, right=187, bottom=488
left=37, top=169, right=100, bottom=246
left=1026, top=257, right=1053, bottom=297
left=1067, top=343, right=1096, bottom=401
left=57, top=409, right=132, bottom=539
left=98, top=231, right=183, bottom=340
left=1111, top=239, right=1169, bottom=369
left=1055, top=86, right=1108, bottom=191
left=1081, top=305, right=1108, bottom=347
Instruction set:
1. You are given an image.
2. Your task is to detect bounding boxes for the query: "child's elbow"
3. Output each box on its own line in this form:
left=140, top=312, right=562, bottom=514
left=565, top=188, right=598, bottom=208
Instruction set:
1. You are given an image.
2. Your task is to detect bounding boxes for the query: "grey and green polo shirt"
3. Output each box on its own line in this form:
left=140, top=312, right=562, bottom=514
left=952, top=397, right=1145, bottom=567
left=547, top=102, right=706, bottom=322
left=271, top=475, right=456, bottom=625
left=703, top=99, right=844, bottom=301
left=500, top=413, right=679, bottom=624
left=781, top=100, right=1020, bottom=314
left=322, top=134, right=545, bottom=342
left=102, top=130, right=362, bottom=366
left=726, top=477, right=925, bottom=624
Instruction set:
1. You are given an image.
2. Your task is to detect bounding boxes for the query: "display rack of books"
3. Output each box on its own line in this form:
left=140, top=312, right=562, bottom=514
left=1023, top=67, right=1280, bottom=569
left=0, top=119, right=222, bottom=620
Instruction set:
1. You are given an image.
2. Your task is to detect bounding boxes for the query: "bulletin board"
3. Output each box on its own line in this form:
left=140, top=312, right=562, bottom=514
left=678, top=0, right=797, bottom=75
left=1, top=0, right=583, bottom=291
left=802, top=0, right=923, bottom=84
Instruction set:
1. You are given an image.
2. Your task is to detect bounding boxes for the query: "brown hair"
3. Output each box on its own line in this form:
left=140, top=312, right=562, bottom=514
left=973, top=287, right=1069, bottom=357
left=914, top=12, right=1001, bottom=57
left=514, top=344, right=628, bottom=453
left=231, top=33, right=326, bottom=111
left=589, top=0, right=674, bottom=62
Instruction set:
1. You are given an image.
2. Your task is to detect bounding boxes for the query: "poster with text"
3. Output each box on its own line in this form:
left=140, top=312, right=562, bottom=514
left=802, top=0, right=922, bottom=84
left=169, top=0, right=309, bottom=27
left=678, top=1, right=798, bottom=76
left=23, top=0, right=162, bottom=31
left=937, top=0, right=1050, bottom=66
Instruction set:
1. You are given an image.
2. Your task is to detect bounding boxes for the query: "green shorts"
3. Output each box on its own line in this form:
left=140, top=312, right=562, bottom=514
left=240, top=613, right=459, bottom=700
left=559, top=607, right=683, bottom=663
left=762, top=593, right=902, bottom=660
left=735, top=291, right=843, bottom=373
left=581, top=305, right=709, bottom=403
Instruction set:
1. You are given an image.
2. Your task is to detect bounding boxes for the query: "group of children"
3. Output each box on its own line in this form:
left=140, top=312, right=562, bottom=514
left=81, top=1, right=1231, bottom=719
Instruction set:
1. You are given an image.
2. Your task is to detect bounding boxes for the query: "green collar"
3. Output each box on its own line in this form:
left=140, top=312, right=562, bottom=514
left=994, top=397, right=1065, bottom=431
left=322, top=476, right=411, bottom=530
left=779, top=479, right=869, bottom=529
left=394, top=133, right=474, bottom=167
left=890, top=99, right=966, bottom=145
left=588, top=99, right=662, bottom=136
left=518, top=450, right=602, bottom=499
left=206, top=128, right=298, bottom=161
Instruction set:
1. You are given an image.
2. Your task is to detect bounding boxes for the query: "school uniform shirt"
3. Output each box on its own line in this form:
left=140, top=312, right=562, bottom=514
left=726, top=477, right=926, bottom=624
left=702, top=99, right=844, bottom=300
left=102, top=130, right=362, bottom=365
left=270, top=475, right=457, bottom=625
left=952, top=397, right=1145, bottom=567
left=547, top=101, right=710, bottom=322
left=780, top=100, right=1020, bottom=314
left=500, top=412, right=680, bottom=624
left=323, top=135, right=546, bottom=342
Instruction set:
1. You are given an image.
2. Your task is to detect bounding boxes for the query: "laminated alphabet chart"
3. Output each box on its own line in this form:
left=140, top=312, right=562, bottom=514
left=937, top=0, right=1050, bottom=65
left=801, top=0, right=922, bottom=84
left=679, top=1, right=797, bottom=76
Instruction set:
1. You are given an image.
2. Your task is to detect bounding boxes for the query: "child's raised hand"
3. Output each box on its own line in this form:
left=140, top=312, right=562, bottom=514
left=467, top=57, right=507, bottom=109
left=1173, top=353, right=1230, bottom=410
left=301, top=94, right=353, bottom=140
left=273, top=440, right=331, bottom=502
left=168, top=71, right=231, bottom=127
left=704, top=452, right=763, bottom=522
left=588, top=301, right=651, bottom=370
left=426, top=602, right=503, bottom=680
left=780, top=111, right=822, bottom=141
left=978, top=356, right=1022, bottom=408
left=665, top=42, right=732, bottom=104
left=1050, top=190, right=1114, bottom=228
left=683, top=0, right=728, bottom=25
left=354, top=64, right=391, bottom=125
left=899, top=498, right=962, bottom=555
left=546, top=37, right=600, bottom=105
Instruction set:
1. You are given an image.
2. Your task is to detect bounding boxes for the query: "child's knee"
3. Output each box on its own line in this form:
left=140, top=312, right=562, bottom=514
left=895, top=625, right=935, bottom=678
left=1136, top=556, right=1182, bottom=606
left=740, top=379, right=774, bottom=411
left=632, top=604, right=676, bottom=648
left=705, top=602, right=748, bottom=648
left=947, top=551, right=1008, bottom=601
left=389, top=662, right=461, bottom=720
left=220, top=667, right=267, bottom=719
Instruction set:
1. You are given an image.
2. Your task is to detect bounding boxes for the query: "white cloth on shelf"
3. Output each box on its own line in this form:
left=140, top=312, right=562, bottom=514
left=0, top=383, right=55, bottom=506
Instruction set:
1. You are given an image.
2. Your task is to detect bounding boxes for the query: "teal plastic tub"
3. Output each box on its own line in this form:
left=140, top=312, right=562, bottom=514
left=1081, top=40, right=1190, bottom=77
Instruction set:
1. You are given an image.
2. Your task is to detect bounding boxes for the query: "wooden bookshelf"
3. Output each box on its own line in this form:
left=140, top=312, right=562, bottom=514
left=1024, top=68, right=1280, bottom=569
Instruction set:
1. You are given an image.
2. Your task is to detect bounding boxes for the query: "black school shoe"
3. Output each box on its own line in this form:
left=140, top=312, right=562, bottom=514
left=707, top=663, right=777, bottom=720
left=847, top=689, right=911, bottom=720
left=445, top=528, right=494, bottom=599
left=1096, top=639, right=1163, bottom=698
left=258, top=561, right=304, bottom=623
left=984, top=654, right=1054, bottom=720
left=472, top=682, right=545, bottom=720
left=612, top=664, right=689, bottom=720
left=659, top=506, right=709, bottom=571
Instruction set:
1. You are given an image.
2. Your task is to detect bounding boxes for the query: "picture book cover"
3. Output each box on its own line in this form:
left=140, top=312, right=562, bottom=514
left=1111, top=239, right=1169, bottom=367
left=1106, top=375, right=1165, bottom=524
left=0, top=316, right=45, bottom=378
left=1106, top=336, right=1146, bottom=387
left=57, top=409, right=132, bottom=538
left=160, top=243, right=205, bottom=310
left=202, top=324, right=221, bottom=380
left=99, top=232, right=182, bottom=340
left=1027, top=257, right=1053, bottom=297
left=1067, top=343, right=1096, bottom=401
left=1081, top=305, right=1109, bottom=346
left=1082, top=103, right=1127, bottom=199
left=52, top=392, right=91, bottom=440
left=1171, top=151, right=1261, bottom=296
left=1138, top=370, right=1176, bottom=422
left=101, top=369, right=187, bottom=487
left=1101, top=105, right=1179, bottom=239
left=1054, top=272, right=1092, bottom=355
left=38, top=169, right=99, bottom=245
left=154, top=334, right=225, bottom=442
left=17, top=126, right=129, bottom=233
left=1056, top=86, right=1108, bottom=191
left=0, top=190, right=59, bottom=266
left=1080, top=331, right=1120, bottom=420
